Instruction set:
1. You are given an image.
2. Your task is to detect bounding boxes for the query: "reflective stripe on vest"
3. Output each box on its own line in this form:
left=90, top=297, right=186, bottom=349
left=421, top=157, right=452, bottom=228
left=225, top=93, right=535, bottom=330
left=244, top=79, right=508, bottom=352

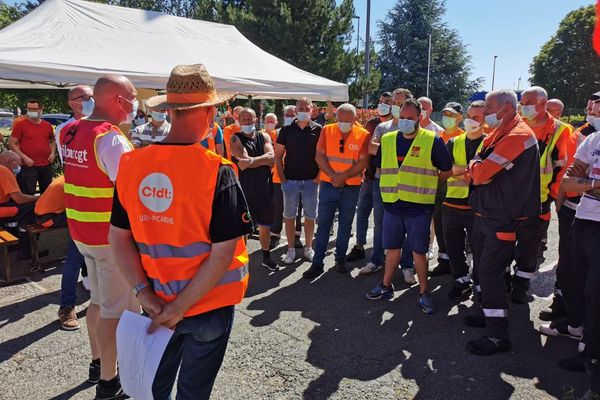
left=116, top=143, right=248, bottom=317
left=540, top=120, right=568, bottom=203
left=379, top=128, right=438, bottom=204
left=319, top=123, right=369, bottom=186
left=446, top=134, right=484, bottom=199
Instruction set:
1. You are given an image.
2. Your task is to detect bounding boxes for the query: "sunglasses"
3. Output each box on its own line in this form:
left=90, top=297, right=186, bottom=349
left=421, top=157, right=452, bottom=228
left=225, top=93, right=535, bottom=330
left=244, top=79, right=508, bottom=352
left=339, top=139, right=345, bottom=153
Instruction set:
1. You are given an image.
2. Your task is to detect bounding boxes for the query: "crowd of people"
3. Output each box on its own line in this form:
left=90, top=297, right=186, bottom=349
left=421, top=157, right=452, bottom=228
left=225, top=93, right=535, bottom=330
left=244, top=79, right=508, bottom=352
left=1, top=62, right=599, bottom=400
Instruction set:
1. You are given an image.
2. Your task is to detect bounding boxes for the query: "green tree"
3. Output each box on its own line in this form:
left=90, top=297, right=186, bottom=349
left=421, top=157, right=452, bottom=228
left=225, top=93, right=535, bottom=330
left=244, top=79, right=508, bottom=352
left=529, top=5, right=600, bottom=110
left=0, top=2, right=24, bottom=30
left=376, top=0, right=480, bottom=107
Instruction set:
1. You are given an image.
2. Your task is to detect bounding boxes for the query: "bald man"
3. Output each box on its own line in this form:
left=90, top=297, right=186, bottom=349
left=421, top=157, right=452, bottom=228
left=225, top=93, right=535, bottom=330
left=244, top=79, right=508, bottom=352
left=223, top=105, right=244, bottom=159
left=547, top=98, right=565, bottom=120
left=60, top=74, right=138, bottom=399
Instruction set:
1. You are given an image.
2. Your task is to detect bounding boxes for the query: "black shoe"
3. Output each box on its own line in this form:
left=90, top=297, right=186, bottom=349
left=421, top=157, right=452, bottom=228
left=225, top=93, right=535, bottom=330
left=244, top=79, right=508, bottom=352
left=336, top=260, right=348, bottom=273
left=429, top=260, right=451, bottom=277
left=294, top=237, right=304, bottom=249
left=261, top=258, right=279, bottom=272
left=269, top=236, right=279, bottom=250
left=88, top=359, right=101, bottom=384
left=463, top=313, right=486, bottom=328
left=16, top=248, right=49, bottom=260
left=448, top=281, right=472, bottom=300
left=511, top=276, right=530, bottom=304
left=345, top=246, right=365, bottom=262
left=466, top=336, right=511, bottom=356
left=302, top=263, right=324, bottom=279
left=539, top=296, right=565, bottom=321
left=559, top=353, right=586, bottom=372
left=94, top=376, right=129, bottom=399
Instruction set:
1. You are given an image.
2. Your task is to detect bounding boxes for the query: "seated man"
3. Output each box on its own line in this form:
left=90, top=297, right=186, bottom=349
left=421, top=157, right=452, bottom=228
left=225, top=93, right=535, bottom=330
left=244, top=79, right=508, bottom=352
left=35, top=175, right=66, bottom=228
left=0, top=150, right=45, bottom=259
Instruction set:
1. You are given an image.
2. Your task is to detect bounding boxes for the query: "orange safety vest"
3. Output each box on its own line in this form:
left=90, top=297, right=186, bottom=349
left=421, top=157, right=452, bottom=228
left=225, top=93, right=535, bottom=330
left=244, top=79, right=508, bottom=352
left=61, top=120, right=120, bottom=246
left=320, top=123, right=369, bottom=186
left=223, top=123, right=240, bottom=161
left=116, top=143, right=249, bottom=317
left=267, top=129, right=281, bottom=184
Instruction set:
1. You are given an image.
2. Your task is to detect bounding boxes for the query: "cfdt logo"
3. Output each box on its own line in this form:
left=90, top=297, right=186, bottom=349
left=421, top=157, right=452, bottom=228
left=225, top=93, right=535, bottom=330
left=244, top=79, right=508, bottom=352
left=139, top=173, right=173, bottom=213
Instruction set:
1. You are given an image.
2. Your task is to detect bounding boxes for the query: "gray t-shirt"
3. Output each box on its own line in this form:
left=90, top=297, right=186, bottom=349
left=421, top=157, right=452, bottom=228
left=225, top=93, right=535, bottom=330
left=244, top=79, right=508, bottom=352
left=373, top=120, right=401, bottom=178
left=130, top=120, right=171, bottom=148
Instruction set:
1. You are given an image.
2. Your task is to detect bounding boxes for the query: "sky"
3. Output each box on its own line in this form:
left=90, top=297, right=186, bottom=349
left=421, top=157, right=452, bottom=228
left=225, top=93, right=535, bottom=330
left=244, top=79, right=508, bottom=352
left=349, top=0, right=594, bottom=91
left=3, top=0, right=594, bottom=92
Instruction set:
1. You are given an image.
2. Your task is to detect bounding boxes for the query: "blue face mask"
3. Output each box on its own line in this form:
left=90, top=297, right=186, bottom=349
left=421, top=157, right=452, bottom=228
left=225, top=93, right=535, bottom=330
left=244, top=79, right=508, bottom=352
left=81, top=98, right=94, bottom=117
left=12, top=165, right=21, bottom=175
left=151, top=111, right=167, bottom=122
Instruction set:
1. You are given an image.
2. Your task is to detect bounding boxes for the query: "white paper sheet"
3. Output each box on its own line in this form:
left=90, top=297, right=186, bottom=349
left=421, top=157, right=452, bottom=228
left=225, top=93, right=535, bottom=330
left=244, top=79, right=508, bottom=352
left=116, top=310, right=174, bottom=400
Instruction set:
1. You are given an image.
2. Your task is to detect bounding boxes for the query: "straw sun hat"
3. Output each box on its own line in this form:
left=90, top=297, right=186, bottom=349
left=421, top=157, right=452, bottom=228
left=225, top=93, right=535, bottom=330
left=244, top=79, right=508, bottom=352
left=146, top=64, right=236, bottom=111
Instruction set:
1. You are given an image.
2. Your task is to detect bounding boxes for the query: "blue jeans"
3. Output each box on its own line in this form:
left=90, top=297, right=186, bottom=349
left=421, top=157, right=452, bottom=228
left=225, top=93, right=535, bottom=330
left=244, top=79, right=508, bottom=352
left=60, top=240, right=85, bottom=307
left=356, top=179, right=373, bottom=246
left=373, top=179, right=412, bottom=268
left=281, top=180, right=318, bottom=220
left=313, top=182, right=361, bottom=265
left=152, top=306, right=234, bottom=400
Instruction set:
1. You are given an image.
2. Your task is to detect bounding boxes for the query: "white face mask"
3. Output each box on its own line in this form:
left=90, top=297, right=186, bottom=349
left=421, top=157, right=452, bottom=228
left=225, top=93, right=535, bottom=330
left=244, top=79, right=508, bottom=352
left=265, top=122, right=276, bottom=131
left=133, top=116, right=145, bottom=126
left=27, top=111, right=40, bottom=119
left=520, top=104, right=538, bottom=121
left=421, top=110, right=428, bottom=120
left=297, top=112, right=311, bottom=122
left=586, top=115, right=595, bottom=124
left=241, top=124, right=255, bottom=134
left=463, top=118, right=482, bottom=134
left=337, top=122, right=352, bottom=133
left=81, top=98, right=95, bottom=117
left=592, top=117, right=600, bottom=132
left=485, top=106, right=505, bottom=129
left=283, top=116, right=295, bottom=126
left=397, top=119, right=417, bottom=135
left=391, top=105, right=401, bottom=119
left=377, top=103, right=391, bottom=116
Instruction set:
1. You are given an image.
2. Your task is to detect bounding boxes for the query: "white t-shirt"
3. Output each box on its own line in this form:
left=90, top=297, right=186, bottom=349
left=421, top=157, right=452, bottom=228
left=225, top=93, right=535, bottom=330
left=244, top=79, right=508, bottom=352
left=96, top=130, right=133, bottom=182
left=423, top=120, right=444, bottom=136
left=54, top=117, right=76, bottom=164
left=574, top=130, right=600, bottom=222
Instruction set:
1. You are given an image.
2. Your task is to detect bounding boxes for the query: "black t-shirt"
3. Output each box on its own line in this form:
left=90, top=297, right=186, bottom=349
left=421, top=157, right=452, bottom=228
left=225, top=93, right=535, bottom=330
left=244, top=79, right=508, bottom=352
left=110, top=160, right=252, bottom=244
left=446, top=135, right=485, bottom=206
left=311, top=112, right=326, bottom=127
left=233, top=131, right=273, bottom=198
left=277, top=120, right=322, bottom=180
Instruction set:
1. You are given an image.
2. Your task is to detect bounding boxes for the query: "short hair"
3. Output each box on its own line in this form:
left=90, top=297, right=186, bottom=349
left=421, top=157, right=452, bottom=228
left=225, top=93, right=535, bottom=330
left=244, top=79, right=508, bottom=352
left=381, top=91, right=393, bottom=98
left=296, top=97, right=313, bottom=107
left=239, top=107, right=256, bottom=119
left=0, top=150, right=20, bottom=165
left=336, top=103, right=356, bottom=117
left=470, top=100, right=485, bottom=108
left=486, top=89, right=518, bottom=110
left=232, top=105, right=244, bottom=115
left=283, top=105, right=296, bottom=114
left=547, top=98, right=564, bottom=109
left=393, top=88, right=413, bottom=99
left=25, top=99, right=42, bottom=107
left=402, top=98, right=422, bottom=116
left=264, top=112, right=277, bottom=121
left=417, top=96, right=433, bottom=108
left=522, top=86, right=548, bottom=101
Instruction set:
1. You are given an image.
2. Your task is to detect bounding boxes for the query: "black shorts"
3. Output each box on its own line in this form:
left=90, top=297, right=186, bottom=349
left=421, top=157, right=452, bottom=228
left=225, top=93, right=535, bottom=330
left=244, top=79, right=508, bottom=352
left=246, top=196, right=274, bottom=227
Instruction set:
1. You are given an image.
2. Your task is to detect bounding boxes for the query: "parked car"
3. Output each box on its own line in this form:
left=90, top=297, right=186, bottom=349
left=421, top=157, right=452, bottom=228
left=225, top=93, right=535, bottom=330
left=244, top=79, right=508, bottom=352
left=0, top=110, right=14, bottom=129
left=41, top=113, right=71, bottom=127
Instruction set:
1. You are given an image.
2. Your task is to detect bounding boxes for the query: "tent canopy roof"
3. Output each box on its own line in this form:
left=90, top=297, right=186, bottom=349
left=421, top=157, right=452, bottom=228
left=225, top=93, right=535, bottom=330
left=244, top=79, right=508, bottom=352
left=0, top=0, right=348, bottom=101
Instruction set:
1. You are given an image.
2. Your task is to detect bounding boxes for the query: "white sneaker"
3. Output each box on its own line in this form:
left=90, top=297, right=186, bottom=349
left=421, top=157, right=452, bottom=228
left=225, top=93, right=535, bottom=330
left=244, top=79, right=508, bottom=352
left=283, top=248, right=296, bottom=265
left=82, top=276, right=90, bottom=291
left=359, top=262, right=383, bottom=275
left=402, top=268, right=417, bottom=285
left=426, top=249, right=434, bottom=260
left=303, top=247, right=314, bottom=262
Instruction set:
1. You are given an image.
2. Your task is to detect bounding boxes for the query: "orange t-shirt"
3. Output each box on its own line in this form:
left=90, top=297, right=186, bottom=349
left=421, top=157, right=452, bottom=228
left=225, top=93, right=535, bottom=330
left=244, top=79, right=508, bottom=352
left=223, top=123, right=241, bottom=160
left=0, top=165, right=19, bottom=203
left=35, top=176, right=65, bottom=215
left=440, top=128, right=464, bottom=144
left=267, top=129, right=281, bottom=184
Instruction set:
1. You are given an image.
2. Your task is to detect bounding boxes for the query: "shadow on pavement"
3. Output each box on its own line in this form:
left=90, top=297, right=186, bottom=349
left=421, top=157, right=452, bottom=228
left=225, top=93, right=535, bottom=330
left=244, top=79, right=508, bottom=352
left=47, top=381, right=92, bottom=400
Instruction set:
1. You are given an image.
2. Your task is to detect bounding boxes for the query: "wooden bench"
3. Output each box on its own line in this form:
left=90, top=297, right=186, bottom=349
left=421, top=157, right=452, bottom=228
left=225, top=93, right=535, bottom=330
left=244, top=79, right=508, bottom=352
left=0, top=229, right=19, bottom=285
left=21, top=223, right=68, bottom=272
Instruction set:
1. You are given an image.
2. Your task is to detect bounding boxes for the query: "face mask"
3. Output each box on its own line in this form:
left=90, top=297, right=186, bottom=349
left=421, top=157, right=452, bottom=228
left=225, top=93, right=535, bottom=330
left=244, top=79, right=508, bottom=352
left=81, top=98, right=94, bottom=117
left=421, top=110, right=428, bottom=119
left=586, top=115, right=595, bottom=124
left=391, top=105, right=401, bottom=119
left=151, top=111, right=167, bottom=122
left=485, top=106, right=505, bottom=129
left=27, top=111, right=40, bottom=119
left=283, top=117, right=295, bottom=126
left=12, top=165, right=21, bottom=175
left=442, top=116, right=457, bottom=129
left=377, top=103, right=391, bottom=116
left=241, top=124, right=255, bottom=134
left=592, top=117, right=600, bottom=132
left=265, top=122, right=276, bottom=131
left=133, top=117, right=145, bottom=126
left=297, top=112, right=311, bottom=122
left=397, top=119, right=417, bottom=135
left=120, top=97, right=139, bottom=124
left=337, top=122, right=352, bottom=133
left=520, top=104, right=538, bottom=121
left=463, top=118, right=482, bottom=134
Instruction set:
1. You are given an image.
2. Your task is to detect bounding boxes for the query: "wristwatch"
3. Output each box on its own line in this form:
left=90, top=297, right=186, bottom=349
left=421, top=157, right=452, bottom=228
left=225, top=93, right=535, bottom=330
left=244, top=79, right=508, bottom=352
left=132, top=282, right=148, bottom=297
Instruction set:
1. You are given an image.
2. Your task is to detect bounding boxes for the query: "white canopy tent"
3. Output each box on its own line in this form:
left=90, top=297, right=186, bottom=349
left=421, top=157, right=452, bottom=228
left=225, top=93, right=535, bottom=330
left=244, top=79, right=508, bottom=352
left=0, top=0, right=348, bottom=101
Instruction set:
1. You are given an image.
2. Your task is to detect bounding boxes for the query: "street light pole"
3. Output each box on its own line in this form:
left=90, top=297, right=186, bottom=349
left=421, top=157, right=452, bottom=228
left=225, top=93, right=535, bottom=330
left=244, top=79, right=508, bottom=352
left=363, top=0, right=371, bottom=108
left=353, top=15, right=360, bottom=58
left=491, top=55, right=498, bottom=91
left=426, top=34, right=432, bottom=98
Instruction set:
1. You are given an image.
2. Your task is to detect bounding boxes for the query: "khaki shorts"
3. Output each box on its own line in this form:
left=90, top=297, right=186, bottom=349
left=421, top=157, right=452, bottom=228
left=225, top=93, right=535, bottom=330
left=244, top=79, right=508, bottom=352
left=75, top=242, right=140, bottom=319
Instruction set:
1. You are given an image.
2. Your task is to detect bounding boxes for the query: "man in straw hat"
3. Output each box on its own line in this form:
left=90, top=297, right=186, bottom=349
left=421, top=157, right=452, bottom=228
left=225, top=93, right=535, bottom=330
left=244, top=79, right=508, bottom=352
left=109, top=64, right=252, bottom=399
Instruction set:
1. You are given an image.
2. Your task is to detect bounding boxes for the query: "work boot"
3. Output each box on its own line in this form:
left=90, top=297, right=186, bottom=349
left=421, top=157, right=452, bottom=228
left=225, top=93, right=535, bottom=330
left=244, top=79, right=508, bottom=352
left=511, top=276, right=530, bottom=304
left=539, top=295, right=565, bottom=321
left=429, top=259, right=451, bottom=277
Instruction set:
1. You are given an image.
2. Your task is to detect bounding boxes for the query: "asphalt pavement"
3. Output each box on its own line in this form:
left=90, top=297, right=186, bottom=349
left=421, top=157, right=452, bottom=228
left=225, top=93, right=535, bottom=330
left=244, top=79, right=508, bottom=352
left=0, top=212, right=590, bottom=400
